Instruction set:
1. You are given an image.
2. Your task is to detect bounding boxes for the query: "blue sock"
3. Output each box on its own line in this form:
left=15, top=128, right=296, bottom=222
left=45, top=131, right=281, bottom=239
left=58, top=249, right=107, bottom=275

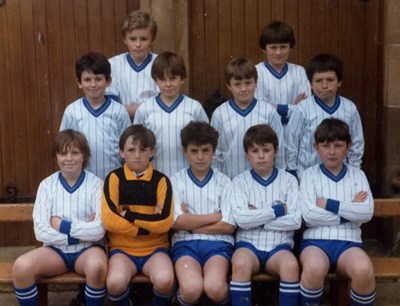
left=279, top=281, right=300, bottom=306
left=230, top=281, right=252, bottom=306
left=85, top=284, right=106, bottom=306
left=108, top=286, right=131, bottom=306
left=152, top=287, right=173, bottom=306
left=14, top=283, right=38, bottom=306
left=300, top=284, right=323, bottom=306
left=350, top=289, right=376, bottom=306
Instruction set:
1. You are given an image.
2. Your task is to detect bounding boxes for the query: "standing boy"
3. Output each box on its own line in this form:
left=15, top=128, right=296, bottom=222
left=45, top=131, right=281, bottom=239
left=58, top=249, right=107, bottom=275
left=285, top=53, right=364, bottom=179
left=211, top=57, right=285, bottom=179
left=171, top=121, right=235, bottom=306
left=299, top=118, right=375, bottom=305
left=255, top=21, right=311, bottom=125
left=107, top=10, right=159, bottom=119
left=134, top=51, right=209, bottom=178
left=229, top=124, right=302, bottom=306
left=102, top=125, right=175, bottom=306
left=60, top=52, right=131, bottom=180
left=13, top=130, right=107, bottom=306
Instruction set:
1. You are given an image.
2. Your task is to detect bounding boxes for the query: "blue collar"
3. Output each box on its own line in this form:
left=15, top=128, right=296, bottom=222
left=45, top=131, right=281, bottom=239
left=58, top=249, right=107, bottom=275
left=187, top=167, right=213, bottom=188
left=264, top=61, right=288, bottom=80
left=59, top=171, right=86, bottom=194
left=126, top=53, right=153, bottom=72
left=250, top=167, right=278, bottom=187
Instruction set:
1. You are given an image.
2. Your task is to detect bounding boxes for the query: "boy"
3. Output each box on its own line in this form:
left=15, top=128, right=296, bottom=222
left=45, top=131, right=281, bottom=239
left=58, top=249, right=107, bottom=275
left=171, top=121, right=235, bottom=305
left=229, top=124, right=302, bottom=306
left=107, top=10, right=159, bottom=118
left=102, top=125, right=175, bottom=306
left=134, top=51, right=209, bottom=177
left=13, top=130, right=107, bottom=306
left=211, top=57, right=285, bottom=179
left=255, top=21, right=311, bottom=125
left=60, top=52, right=131, bottom=180
left=299, top=118, right=375, bottom=305
left=285, top=53, right=364, bottom=179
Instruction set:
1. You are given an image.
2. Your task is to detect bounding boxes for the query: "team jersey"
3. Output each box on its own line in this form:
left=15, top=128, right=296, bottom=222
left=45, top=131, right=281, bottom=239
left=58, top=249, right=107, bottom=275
left=33, top=170, right=105, bottom=253
left=102, top=163, right=174, bottom=257
left=133, top=93, right=209, bottom=177
left=60, top=97, right=131, bottom=180
left=285, top=95, right=364, bottom=179
left=210, top=98, right=285, bottom=179
left=300, top=163, right=373, bottom=243
left=106, top=52, right=158, bottom=106
left=171, top=167, right=235, bottom=246
left=255, top=61, right=311, bottom=124
left=229, top=167, right=301, bottom=252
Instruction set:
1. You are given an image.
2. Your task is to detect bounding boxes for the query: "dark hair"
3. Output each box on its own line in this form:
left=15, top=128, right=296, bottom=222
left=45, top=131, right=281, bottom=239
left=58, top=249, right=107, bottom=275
left=314, top=118, right=351, bottom=144
left=180, top=121, right=219, bottom=151
left=224, top=57, right=257, bottom=83
left=243, top=124, right=279, bottom=152
left=121, top=10, right=157, bottom=41
left=75, top=52, right=111, bottom=82
left=306, top=53, right=343, bottom=83
left=151, top=51, right=187, bottom=80
left=119, top=125, right=156, bottom=151
left=259, top=20, right=295, bottom=50
left=52, top=129, right=91, bottom=168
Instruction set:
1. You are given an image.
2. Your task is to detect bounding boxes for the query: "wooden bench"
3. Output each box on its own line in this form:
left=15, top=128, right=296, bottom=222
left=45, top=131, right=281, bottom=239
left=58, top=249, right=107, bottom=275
left=1, top=200, right=400, bottom=306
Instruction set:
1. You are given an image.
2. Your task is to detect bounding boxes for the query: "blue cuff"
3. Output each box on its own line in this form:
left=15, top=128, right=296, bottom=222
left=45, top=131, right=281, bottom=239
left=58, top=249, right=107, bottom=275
left=325, top=199, right=340, bottom=214
left=59, top=220, right=72, bottom=235
left=68, top=235, right=79, bottom=245
left=272, top=204, right=285, bottom=218
left=277, top=104, right=289, bottom=123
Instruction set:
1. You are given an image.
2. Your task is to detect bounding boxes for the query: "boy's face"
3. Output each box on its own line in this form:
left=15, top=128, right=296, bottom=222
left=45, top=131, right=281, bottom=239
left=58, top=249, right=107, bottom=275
left=184, top=143, right=214, bottom=177
left=120, top=137, right=154, bottom=174
left=124, top=27, right=153, bottom=64
left=56, top=146, right=84, bottom=178
left=263, top=43, right=291, bottom=70
left=245, top=143, right=277, bottom=177
left=313, top=140, right=350, bottom=174
left=156, top=74, right=184, bottom=103
left=78, top=70, right=111, bottom=103
left=227, top=78, right=256, bottom=108
left=311, top=71, right=342, bottom=105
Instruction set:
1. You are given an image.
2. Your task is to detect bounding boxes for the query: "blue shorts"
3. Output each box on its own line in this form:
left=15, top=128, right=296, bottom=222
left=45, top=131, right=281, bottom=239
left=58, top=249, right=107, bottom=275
left=301, top=239, right=363, bottom=267
left=48, top=245, right=104, bottom=272
left=235, top=241, right=292, bottom=271
left=171, top=240, right=233, bottom=266
left=109, top=248, right=169, bottom=273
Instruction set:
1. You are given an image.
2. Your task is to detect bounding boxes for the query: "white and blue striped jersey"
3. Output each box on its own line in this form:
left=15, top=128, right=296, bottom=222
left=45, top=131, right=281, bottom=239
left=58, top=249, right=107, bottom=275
left=255, top=61, right=311, bottom=124
left=210, top=98, right=285, bottom=179
left=60, top=97, right=131, bottom=180
left=106, top=52, right=158, bottom=106
left=285, top=95, right=364, bottom=179
left=229, top=167, right=301, bottom=252
left=33, top=170, right=105, bottom=253
left=133, top=94, right=209, bottom=177
left=171, top=167, right=235, bottom=246
left=300, top=164, right=373, bottom=243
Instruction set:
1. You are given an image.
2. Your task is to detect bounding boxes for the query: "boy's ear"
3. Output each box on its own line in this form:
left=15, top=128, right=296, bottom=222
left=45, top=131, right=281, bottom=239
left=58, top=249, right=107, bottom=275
left=313, top=142, right=318, bottom=151
left=76, top=78, right=82, bottom=88
left=107, top=76, right=112, bottom=87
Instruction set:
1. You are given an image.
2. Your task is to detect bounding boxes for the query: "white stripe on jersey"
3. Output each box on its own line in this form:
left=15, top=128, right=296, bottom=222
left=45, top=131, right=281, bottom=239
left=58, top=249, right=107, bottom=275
left=133, top=94, right=209, bottom=177
left=106, top=52, right=159, bottom=106
left=285, top=95, right=364, bottom=179
left=300, top=164, right=373, bottom=242
left=171, top=167, right=235, bottom=245
left=255, top=61, right=311, bottom=121
left=33, top=170, right=105, bottom=253
left=60, top=97, right=131, bottom=180
left=229, top=167, right=301, bottom=252
left=210, top=98, right=285, bottom=179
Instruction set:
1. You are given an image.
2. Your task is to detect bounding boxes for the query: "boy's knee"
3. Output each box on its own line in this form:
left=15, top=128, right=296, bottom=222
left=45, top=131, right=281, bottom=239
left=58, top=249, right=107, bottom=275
left=232, top=258, right=253, bottom=279
left=152, top=270, right=175, bottom=293
left=13, top=256, right=32, bottom=280
left=280, top=258, right=300, bottom=280
left=106, top=274, right=129, bottom=296
left=204, top=280, right=228, bottom=302
left=85, top=259, right=107, bottom=281
left=179, top=281, right=203, bottom=303
left=350, top=260, right=374, bottom=283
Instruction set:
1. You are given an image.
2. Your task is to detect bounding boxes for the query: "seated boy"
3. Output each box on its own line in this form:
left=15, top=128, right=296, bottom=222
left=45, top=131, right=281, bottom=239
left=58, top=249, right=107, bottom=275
left=285, top=53, right=364, bottom=179
left=299, top=118, right=375, bottom=305
left=60, top=52, right=131, bottom=180
left=229, top=124, right=302, bottom=306
left=13, top=130, right=107, bottom=306
left=102, top=125, right=175, bottom=306
left=211, top=57, right=285, bottom=179
left=171, top=121, right=235, bottom=305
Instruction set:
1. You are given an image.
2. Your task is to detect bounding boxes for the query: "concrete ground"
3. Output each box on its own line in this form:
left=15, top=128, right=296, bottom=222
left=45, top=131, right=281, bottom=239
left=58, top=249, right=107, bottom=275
left=1, top=245, right=399, bottom=305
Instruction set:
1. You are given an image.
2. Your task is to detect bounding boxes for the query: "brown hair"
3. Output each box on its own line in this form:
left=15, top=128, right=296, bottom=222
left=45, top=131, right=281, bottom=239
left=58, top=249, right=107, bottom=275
left=121, top=10, right=157, bottom=40
left=224, top=57, right=257, bottom=83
